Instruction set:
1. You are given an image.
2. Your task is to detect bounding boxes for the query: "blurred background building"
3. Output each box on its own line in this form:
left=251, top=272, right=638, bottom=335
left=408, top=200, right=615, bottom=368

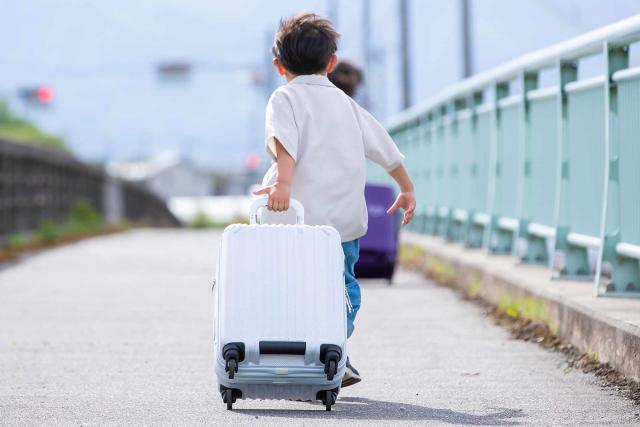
left=108, top=152, right=213, bottom=200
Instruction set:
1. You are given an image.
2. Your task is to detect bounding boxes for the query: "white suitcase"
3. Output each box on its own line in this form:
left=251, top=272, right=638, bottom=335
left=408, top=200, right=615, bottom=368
left=213, top=198, right=347, bottom=411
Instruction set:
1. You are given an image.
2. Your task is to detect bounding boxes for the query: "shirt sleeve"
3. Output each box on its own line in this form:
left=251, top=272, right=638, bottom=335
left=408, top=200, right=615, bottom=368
left=355, top=102, right=404, bottom=172
left=265, top=89, right=299, bottom=162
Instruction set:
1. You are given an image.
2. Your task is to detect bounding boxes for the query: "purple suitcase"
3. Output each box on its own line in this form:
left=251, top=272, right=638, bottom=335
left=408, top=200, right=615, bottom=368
left=355, top=183, right=401, bottom=283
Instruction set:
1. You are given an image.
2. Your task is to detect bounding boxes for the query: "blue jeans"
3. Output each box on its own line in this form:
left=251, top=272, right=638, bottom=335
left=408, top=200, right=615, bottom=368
left=342, top=240, right=361, bottom=338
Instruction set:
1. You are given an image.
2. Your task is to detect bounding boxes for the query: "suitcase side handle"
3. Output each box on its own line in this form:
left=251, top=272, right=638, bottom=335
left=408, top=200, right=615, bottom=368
left=259, top=341, right=306, bottom=355
left=249, top=197, right=305, bottom=225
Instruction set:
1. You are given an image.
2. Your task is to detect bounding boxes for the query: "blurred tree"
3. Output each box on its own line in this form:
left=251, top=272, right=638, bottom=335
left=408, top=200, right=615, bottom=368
left=0, top=100, right=65, bottom=149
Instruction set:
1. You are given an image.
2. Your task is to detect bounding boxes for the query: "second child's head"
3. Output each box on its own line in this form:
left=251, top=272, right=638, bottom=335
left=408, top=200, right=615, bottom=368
left=272, top=13, right=340, bottom=80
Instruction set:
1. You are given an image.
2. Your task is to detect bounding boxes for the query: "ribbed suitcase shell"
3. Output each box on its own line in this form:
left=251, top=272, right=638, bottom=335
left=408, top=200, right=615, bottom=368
left=214, top=223, right=347, bottom=401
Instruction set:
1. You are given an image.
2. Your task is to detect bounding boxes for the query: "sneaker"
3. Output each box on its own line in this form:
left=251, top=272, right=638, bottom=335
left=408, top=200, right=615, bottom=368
left=341, top=357, right=362, bottom=388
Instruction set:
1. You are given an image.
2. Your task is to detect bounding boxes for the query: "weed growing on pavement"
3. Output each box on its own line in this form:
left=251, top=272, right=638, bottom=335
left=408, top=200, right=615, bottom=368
left=586, top=347, right=600, bottom=364
left=425, top=255, right=456, bottom=285
left=496, top=294, right=557, bottom=333
left=399, top=244, right=426, bottom=269
left=467, top=274, right=482, bottom=298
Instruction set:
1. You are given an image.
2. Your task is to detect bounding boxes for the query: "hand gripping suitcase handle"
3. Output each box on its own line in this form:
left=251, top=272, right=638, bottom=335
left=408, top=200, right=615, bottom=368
left=249, top=197, right=305, bottom=225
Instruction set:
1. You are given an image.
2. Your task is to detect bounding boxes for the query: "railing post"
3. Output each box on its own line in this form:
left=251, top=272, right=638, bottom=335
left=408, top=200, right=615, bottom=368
left=465, top=90, right=485, bottom=248
left=553, top=60, right=579, bottom=277
left=414, top=113, right=429, bottom=234
left=423, top=111, right=437, bottom=235
left=435, top=104, right=450, bottom=237
left=518, top=71, right=542, bottom=263
left=597, top=41, right=632, bottom=295
left=448, top=97, right=467, bottom=241
left=487, top=82, right=509, bottom=251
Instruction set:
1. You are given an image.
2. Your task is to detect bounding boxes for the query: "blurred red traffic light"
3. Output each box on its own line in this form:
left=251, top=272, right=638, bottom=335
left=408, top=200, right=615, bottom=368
left=19, top=85, right=54, bottom=106
left=36, top=86, right=54, bottom=103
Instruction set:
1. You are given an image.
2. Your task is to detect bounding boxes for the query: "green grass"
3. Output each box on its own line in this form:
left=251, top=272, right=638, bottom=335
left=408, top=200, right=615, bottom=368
left=398, top=244, right=427, bottom=268
left=467, top=274, right=482, bottom=298
left=4, top=200, right=104, bottom=251
left=0, top=100, right=65, bottom=149
left=37, top=221, right=62, bottom=244
left=586, top=347, right=600, bottom=363
left=497, top=293, right=558, bottom=334
left=6, top=233, right=27, bottom=250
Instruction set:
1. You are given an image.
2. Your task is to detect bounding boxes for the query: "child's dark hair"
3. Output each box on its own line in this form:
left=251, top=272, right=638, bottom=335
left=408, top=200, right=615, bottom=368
left=272, top=13, right=340, bottom=75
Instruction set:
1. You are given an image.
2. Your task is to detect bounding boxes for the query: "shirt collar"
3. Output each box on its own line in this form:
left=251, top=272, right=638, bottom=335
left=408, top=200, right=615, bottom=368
left=289, top=74, right=335, bottom=87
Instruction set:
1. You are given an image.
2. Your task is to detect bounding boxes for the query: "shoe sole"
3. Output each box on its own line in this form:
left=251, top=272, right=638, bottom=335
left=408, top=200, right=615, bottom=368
left=341, top=376, right=362, bottom=388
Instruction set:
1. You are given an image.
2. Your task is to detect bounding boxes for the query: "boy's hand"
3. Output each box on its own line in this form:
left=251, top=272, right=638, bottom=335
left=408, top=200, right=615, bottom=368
left=253, top=181, right=291, bottom=211
left=387, top=191, right=416, bottom=225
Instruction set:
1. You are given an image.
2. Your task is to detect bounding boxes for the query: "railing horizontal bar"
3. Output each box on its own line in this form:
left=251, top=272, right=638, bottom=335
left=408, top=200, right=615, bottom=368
left=612, top=66, right=640, bottom=82
left=616, top=242, right=640, bottom=260
left=452, top=209, right=469, bottom=222
left=438, top=206, right=450, bottom=217
left=526, top=86, right=559, bottom=101
left=498, top=217, right=519, bottom=231
left=473, top=212, right=491, bottom=225
left=527, top=222, right=556, bottom=239
left=567, top=232, right=601, bottom=249
left=386, top=14, right=640, bottom=131
left=564, top=75, right=607, bottom=93
left=475, top=104, right=494, bottom=114
left=497, top=95, right=522, bottom=109
left=456, top=109, right=473, bottom=120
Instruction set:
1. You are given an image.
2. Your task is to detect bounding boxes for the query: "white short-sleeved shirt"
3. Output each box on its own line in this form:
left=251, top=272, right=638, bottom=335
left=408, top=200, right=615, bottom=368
left=262, top=74, right=404, bottom=242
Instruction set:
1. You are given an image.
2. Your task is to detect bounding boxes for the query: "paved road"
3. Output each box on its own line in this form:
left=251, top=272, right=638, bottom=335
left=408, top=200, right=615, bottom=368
left=0, top=229, right=637, bottom=425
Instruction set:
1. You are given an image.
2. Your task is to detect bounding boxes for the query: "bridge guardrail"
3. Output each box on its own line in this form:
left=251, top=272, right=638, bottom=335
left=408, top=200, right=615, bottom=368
left=0, top=138, right=179, bottom=245
left=375, top=15, right=640, bottom=297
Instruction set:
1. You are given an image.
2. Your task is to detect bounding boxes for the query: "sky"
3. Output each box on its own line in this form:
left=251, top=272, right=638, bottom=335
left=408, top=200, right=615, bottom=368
left=1, top=0, right=639, bottom=171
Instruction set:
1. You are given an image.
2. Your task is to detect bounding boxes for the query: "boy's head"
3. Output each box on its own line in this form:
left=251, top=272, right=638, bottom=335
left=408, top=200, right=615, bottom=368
left=272, top=13, right=340, bottom=77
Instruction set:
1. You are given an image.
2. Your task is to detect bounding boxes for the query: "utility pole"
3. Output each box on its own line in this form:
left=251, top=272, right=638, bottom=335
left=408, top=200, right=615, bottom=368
left=399, top=0, right=411, bottom=109
left=461, top=0, right=473, bottom=78
left=362, top=0, right=371, bottom=109
left=264, top=29, right=276, bottom=98
left=327, top=0, right=338, bottom=26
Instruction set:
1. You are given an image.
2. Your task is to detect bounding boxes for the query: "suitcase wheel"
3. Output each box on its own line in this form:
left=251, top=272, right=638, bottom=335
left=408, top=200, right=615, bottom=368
left=318, top=387, right=338, bottom=412
left=224, top=389, right=233, bottom=410
left=321, top=389, right=337, bottom=411
left=220, top=385, right=241, bottom=411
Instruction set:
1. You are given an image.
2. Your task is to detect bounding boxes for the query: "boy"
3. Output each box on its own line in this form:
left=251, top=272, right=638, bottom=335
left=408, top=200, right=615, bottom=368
left=253, top=13, right=416, bottom=388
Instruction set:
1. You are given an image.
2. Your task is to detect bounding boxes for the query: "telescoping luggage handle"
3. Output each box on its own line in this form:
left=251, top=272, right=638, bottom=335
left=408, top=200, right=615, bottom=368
left=249, top=197, right=305, bottom=225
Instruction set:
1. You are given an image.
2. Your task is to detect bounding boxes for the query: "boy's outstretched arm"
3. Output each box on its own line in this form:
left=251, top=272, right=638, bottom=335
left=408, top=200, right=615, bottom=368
left=253, top=138, right=294, bottom=211
left=386, top=164, right=416, bottom=225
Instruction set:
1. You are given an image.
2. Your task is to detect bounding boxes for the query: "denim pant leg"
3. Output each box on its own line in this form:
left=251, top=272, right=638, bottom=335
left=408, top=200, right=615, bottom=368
left=342, top=239, right=361, bottom=338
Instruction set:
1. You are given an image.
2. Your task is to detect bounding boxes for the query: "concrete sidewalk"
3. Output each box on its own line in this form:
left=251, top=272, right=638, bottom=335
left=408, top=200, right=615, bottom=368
left=0, top=229, right=638, bottom=425
left=402, top=232, right=640, bottom=382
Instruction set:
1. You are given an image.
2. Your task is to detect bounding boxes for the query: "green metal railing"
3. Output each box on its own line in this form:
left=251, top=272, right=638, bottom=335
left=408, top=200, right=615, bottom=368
left=377, top=15, right=640, bottom=298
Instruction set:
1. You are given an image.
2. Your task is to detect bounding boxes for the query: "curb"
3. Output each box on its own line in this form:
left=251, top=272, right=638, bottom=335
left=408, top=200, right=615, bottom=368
left=401, top=232, right=640, bottom=381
